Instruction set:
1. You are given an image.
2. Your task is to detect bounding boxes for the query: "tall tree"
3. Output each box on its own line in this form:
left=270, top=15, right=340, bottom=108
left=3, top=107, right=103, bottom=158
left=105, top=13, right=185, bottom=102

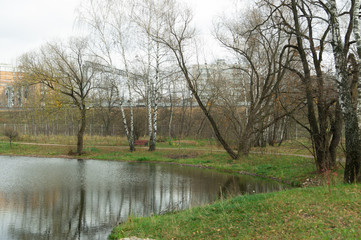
left=321, top=0, right=361, bottom=182
left=147, top=0, right=295, bottom=158
left=214, top=7, right=294, bottom=155
left=78, top=0, right=137, bottom=151
left=19, top=38, right=98, bottom=155
left=145, top=0, right=239, bottom=159
left=131, top=0, right=172, bottom=151
left=260, top=0, right=343, bottom=172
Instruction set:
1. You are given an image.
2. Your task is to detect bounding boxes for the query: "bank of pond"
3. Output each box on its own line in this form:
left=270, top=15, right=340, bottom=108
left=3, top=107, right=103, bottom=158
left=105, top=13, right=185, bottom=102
left=110, top=183, right=361, bottom=239
left=0, top=156, right=288, bottom=240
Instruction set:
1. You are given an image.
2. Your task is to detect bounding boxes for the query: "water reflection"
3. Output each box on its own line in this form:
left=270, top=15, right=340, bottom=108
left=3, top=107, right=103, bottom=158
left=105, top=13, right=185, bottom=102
left=0, top=156, right=286, bottom=240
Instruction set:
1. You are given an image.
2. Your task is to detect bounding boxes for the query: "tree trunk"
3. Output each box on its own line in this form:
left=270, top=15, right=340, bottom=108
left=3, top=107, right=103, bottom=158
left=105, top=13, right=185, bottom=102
left=129, top=104, right=135, bottom=152
left=149, top=89, right=158, bottom=151
left=178, top=57, right=238, bottom=159
left=328, top=0, right=361, bottom=182
left=147, top=79, right=154, bottom=150
left=352, top=0, right=361, bottom=129
left=329, top=102, right=342, bottom=169
left=121, top=104, right=135, bottom=152
left=77, top=108, right=87, bottom=155
left=239, top=133, right=251, bottom=156
left=290, top=0, right=340, bottom=173
left=168, top=83, right=174, bottom=139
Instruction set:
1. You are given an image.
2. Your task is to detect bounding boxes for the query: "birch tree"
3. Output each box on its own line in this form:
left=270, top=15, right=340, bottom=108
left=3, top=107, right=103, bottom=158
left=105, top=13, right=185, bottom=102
left=78, top=0, right=137, bottom=151
left=144, top=0, right=240, bottom=159
left=353, top=0, right=361, bottom=127
left=265, top=0, right=360, bottom=180
left=131, top=0, right=172, bottom=151
left=321, top=0, right=361, bottom=182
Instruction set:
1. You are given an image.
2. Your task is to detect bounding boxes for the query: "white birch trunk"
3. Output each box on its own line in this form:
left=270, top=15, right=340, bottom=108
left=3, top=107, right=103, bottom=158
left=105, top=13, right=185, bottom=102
left=128, top=82, right=135, bottom=150
left=146, top=33, right=154, bottom=148
left=149, top=38, right=162, bottom=151
left=151, top=63, right=160, bottom=150
left=120, top=104, right=130, bottom=139
left=121, top=44, right=135, bottom=151
left=328, top=0, right=347, bottom=114
left=353, top=0, right=361, bottom=129
left=147, top=74, right=153, bottom=148
left=168, top=81, right=174, bottom=139
left=151, top=88, right=158, bottom=150
left=327, top=0, right=361, bottom=182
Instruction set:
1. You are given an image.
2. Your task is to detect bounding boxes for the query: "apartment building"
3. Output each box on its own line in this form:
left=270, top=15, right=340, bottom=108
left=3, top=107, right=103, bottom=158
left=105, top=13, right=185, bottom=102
left=0, top=64, right=23, bottom=108
left=191, top=59, right=247, bottom=105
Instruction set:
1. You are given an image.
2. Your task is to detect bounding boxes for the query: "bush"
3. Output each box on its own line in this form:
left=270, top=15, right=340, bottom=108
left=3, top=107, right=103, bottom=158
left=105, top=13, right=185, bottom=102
left=4, top=127, right=19, bottom=147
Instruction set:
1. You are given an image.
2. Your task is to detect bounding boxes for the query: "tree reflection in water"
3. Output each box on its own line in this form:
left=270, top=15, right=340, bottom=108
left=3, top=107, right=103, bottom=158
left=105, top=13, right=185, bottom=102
left=0, top=156, right=286, bottom=240
left=218, top=175, right=285, bottom=199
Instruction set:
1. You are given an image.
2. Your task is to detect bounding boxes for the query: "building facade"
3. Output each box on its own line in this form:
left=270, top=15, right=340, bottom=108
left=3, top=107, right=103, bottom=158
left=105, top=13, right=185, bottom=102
left=0, top=64, right=24, bottom=108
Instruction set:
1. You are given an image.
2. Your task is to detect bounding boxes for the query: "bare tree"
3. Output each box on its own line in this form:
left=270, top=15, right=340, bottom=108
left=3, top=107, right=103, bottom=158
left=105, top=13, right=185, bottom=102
left=92, top=71, right=120, bottom=135
left=143, top=0, right=241, bottom=159
left=78, top=0, right=137, bottom=151
left=19, top=38, right=98, bottom=155
left=140, top=0, right=286, bottom=157
left=4, top=126, right=19, bottom=148
left=214, top=7, right=294, bottom=155
left=131, top=0, right=174, bottom=151
left=258, top=0, right=343, bottom=172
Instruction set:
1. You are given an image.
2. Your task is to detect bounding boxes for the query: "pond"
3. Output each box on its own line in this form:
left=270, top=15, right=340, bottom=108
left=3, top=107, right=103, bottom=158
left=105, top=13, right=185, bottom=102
left=0, top=156, right=286, bottom=240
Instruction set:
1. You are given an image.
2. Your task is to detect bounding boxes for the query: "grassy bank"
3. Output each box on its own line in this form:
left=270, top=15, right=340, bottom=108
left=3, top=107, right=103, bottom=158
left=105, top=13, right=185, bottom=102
left=109, top=184, right=361, bottom=239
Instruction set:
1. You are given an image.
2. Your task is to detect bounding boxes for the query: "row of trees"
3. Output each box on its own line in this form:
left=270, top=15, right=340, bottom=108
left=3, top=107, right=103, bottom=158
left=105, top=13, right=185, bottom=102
left=17, top=0, right=361, bottom=183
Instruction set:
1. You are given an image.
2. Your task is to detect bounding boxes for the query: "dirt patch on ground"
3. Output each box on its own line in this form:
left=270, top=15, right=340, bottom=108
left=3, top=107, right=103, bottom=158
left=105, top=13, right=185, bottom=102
left=166, top=153, right=198, bottom=159
left=175, top=140, right=198, bottom=145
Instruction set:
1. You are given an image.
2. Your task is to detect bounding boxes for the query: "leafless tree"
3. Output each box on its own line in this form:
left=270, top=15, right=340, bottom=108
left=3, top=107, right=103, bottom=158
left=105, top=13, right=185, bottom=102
left=257, top=0, right=343, bottom=172
left=130, top=0, right=176, bottom=151
left=4, top=126, right=19, bottom=147
left=142, top=0, right=242, bottom=158
left=91, top=71, right=120, bottom=135
left=78, top=0, right=137, bottom=151
left=214, top=6, right=295, bottom=155
left=19, top=38, right=98, bottom=155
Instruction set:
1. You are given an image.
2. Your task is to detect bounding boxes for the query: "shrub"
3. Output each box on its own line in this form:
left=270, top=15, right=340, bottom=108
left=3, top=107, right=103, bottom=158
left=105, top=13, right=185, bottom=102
left=4, top=127, right=19, bottom=147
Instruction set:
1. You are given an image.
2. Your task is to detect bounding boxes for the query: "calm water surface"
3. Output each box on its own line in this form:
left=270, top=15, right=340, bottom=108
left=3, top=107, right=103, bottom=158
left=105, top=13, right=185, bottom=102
left=0, top=156, right=286, bottom=239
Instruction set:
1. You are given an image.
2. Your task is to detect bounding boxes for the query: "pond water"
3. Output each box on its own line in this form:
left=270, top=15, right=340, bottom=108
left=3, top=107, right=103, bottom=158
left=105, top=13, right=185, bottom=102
left=0, top=156, right=286, bottom=240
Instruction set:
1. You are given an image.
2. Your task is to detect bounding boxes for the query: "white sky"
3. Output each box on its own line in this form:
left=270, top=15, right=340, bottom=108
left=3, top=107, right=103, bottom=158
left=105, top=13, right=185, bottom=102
left=0, top=0, right=237, bottom=65
left=0, top=0, right=83, bottom=65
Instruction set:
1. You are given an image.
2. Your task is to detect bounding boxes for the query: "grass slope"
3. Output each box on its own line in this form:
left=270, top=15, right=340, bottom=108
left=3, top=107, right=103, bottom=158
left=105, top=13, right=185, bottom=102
left=109, top=184, right=361, bottom=240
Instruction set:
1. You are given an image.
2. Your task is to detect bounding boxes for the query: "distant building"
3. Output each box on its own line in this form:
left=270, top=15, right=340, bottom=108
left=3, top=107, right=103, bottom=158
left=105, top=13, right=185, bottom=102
left=191, top=59, right=248, bottom=106
left=0, top=64, right=24, bottom=108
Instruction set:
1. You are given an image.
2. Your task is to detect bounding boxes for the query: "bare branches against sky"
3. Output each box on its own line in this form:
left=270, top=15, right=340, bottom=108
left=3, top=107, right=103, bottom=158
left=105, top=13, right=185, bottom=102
left=0, top=0, right=238, bottom=64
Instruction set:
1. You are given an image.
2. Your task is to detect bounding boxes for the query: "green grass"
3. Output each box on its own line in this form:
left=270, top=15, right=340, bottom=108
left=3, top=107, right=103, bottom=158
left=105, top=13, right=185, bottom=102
left=254, top=138, right=345, bottom=159
left=109, top=184, right=361, bottom=240
left=0, top=141, right=66, bottom=156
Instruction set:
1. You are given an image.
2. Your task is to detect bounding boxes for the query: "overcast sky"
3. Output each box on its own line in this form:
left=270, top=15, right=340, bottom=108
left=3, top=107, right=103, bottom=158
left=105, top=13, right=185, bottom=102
left=0, top=0, right=235, bottom=65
